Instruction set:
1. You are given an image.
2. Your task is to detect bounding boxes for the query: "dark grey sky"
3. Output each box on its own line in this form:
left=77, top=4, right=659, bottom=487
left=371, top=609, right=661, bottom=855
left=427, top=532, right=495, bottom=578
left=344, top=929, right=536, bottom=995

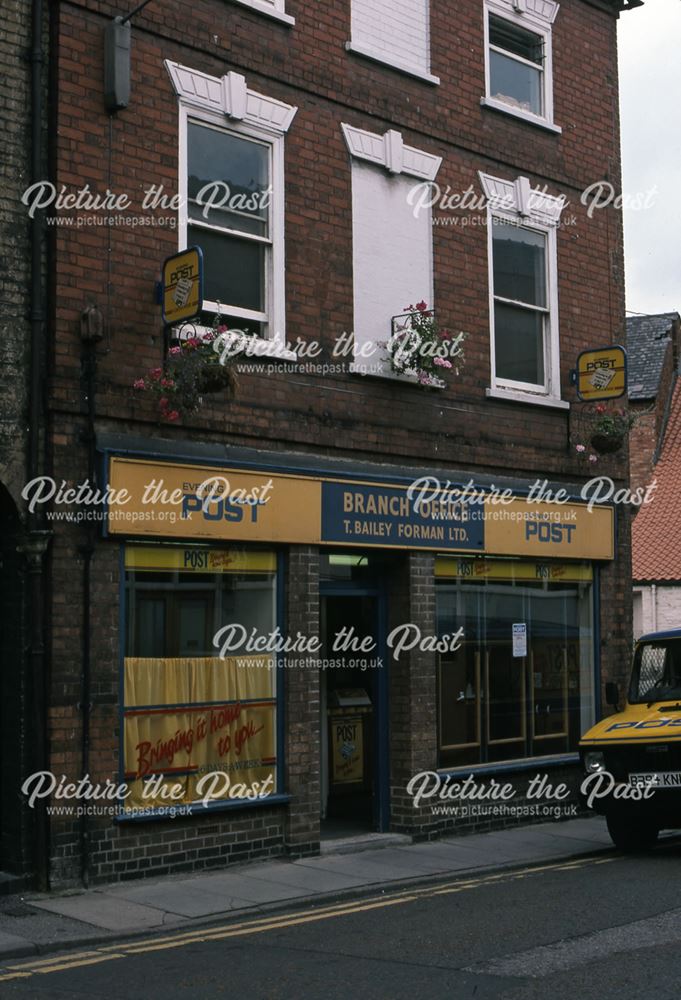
left=618, top=0, right=681, bottom=315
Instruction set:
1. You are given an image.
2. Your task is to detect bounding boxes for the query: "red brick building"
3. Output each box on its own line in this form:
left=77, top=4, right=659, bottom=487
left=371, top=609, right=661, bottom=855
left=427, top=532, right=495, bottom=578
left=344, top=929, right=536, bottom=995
left=2, top=0, right=643, bottom=887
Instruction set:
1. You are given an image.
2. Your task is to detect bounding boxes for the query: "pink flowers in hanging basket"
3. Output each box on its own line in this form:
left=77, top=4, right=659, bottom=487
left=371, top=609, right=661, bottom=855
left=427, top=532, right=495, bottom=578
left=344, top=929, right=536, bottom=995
left=132, top=315, right=240, bottom=422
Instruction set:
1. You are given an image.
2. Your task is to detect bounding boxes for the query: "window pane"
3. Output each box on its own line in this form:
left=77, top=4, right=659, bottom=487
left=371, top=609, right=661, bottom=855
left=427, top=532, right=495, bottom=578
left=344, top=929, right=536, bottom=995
left=486, top=588, right=526, bottom=752
left=188, top=123, right=269, bottom=237
left=490, top=50, right=542, bottom=116
left=493, top=222, right=546, bottom=307
left=489, top=15, right=543, bottom=64
left=494, top=301, right=545, bottom=386
left=189, top=225, right=264, bottom=312
left=135, top=597, right=165, bottom=657
left=178, top=597, right=209, bottom=656
left=529, top=593, right=568, bottom=742
left=222, top=576, right=276, bottom=640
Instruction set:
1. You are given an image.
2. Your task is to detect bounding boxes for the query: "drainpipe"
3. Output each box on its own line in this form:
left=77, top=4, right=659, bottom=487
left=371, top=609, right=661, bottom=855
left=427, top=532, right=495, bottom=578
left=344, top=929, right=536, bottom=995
left=651, top=584, right=657, bottom=633
left=79, top=308, right=103, bottom=888
left=25, top=0, right=51, bottom=891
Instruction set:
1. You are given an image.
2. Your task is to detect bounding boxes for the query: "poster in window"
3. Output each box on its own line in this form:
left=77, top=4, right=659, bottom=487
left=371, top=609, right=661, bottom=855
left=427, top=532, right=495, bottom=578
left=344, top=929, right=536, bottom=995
left=331, top=717, right=364, bottom=784
left=122, top=653, right=277, bottom=810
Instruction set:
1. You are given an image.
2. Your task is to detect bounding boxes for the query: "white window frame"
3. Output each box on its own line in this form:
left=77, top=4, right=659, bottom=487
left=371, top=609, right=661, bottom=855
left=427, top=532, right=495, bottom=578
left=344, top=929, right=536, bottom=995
left=482, top=0, right=560, bottom=133
left=179, top=109, right=280, bottom=336
left=229, top=0, right=295, bottom=26
left=166, top=61, right=297, bottom=347
left=479, top=171, right=566, bottom=407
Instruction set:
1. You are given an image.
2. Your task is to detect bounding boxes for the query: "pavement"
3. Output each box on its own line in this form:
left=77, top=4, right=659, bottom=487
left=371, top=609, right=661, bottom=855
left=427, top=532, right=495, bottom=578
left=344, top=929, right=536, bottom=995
left=0, top=817, right=617, bottom=962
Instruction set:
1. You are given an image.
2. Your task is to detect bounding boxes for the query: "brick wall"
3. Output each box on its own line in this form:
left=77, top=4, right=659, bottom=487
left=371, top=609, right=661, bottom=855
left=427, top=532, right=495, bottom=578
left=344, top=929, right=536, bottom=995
left=599, top=507, right=634, bottom=698
left=0, top=0, right=51, bottom=882
left=49, top=0, right=627, bottom=486
left=389, top=552, right=439, bottom=837
left=285, top=546, right=321, bottom=856
left=0, top=0, right=32, bottom=505
left=630, top=344, right=676, bottom=501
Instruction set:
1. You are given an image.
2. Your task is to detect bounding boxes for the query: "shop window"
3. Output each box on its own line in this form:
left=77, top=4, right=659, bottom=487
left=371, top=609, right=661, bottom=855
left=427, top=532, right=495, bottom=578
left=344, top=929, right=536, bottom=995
left=483, top=0, right=559, bottom=131
left=436, top=557, right=594, bottom=768
left=122, top=546, right=279, bottom=814
left=347, top=0, right=439, bottom=84
left=478, top=170, right=566, bottom=406
left=166, top=60, right=297, bottom=342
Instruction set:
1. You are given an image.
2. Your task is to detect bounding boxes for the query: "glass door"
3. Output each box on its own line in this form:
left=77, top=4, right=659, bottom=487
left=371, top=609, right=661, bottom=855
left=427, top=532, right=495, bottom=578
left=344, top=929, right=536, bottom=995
left=485, top=588, right=527, bottom=759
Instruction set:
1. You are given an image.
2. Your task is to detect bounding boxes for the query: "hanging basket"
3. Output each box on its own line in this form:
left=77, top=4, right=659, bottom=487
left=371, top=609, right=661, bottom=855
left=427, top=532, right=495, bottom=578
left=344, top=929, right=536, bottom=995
left=590, top=432, right=625, bottom=455
left=198, top=363, right=236, bottom=394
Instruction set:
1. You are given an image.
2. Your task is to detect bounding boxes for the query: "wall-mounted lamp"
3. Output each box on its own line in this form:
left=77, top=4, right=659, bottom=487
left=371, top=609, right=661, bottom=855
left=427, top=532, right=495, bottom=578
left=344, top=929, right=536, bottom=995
left=80, top=305, right=104, bottom=342
left=104, top=0, right=157, bottom=112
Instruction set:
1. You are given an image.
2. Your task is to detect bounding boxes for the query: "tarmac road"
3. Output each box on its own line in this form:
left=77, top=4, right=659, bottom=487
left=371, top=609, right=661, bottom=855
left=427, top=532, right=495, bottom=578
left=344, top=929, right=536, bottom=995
left=2, top=841, right=681, bottom=1000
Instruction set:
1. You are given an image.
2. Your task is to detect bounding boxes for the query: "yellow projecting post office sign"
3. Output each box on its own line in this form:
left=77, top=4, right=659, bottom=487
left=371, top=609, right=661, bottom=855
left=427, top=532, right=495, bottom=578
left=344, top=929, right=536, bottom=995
left=106, top=457, right=615, bottom=560
left=161, top=246, right=203, bottom=325
left=575, top=345, right=627, bottom=402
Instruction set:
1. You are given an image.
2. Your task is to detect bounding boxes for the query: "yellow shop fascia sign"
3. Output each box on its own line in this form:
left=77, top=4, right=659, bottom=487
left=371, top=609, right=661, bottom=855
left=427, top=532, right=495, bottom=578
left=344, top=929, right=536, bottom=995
left=105, top=457, right=615, bottom=560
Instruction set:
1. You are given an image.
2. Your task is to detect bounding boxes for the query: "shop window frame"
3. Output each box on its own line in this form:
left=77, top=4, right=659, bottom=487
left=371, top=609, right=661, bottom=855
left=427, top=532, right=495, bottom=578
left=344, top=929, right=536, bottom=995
left=116, top=544, right=290, bottom=823
left=435, top=559, right=596, bottom=772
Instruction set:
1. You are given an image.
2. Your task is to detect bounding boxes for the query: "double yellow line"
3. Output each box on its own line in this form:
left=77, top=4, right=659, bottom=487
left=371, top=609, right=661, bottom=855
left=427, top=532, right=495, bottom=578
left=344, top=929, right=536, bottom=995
left=0, top=855, right=616, bottom=983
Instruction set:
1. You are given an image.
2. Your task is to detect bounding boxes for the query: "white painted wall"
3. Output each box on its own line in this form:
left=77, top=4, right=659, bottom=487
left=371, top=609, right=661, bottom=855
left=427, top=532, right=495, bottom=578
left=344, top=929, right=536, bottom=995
left=350, top=161, right=433, bottom=372
left=352, top=0, right=430, bottom=73
left=634, top=585, right=681, bottom=638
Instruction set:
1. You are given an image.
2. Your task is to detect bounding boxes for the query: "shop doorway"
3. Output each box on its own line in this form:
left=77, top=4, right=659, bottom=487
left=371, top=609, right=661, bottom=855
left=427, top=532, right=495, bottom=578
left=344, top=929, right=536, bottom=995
left=320, top=589, right=389, bottom=836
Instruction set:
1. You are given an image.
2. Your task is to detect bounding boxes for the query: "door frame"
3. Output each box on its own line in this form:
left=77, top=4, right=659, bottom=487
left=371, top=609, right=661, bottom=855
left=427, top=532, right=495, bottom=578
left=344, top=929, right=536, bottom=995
left=319, top=582, right=390, bottom=833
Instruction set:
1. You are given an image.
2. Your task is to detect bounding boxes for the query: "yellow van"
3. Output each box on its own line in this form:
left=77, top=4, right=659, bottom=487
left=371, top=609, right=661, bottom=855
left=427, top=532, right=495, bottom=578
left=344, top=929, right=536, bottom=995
left=580, top=628, right=681, bottom=850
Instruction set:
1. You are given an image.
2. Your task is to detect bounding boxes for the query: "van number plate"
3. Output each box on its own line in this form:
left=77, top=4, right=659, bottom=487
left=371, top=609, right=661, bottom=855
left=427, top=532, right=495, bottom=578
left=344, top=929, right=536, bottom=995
left=629, top=771, right=681, bottom=788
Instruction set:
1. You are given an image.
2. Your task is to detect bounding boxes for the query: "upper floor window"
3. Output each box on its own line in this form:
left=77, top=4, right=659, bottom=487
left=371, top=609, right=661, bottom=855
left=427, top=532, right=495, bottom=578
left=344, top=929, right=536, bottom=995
left=483, top=0, right=560, bottom=131
left=165, top=60, right=297, bottom=341
left=479, top=171, right=566, bottom=406
left=492, top=221, right=548, bottom=388
left=185, top=121, right=272, bottom=337
left=347, top=0, right=440, bottom=85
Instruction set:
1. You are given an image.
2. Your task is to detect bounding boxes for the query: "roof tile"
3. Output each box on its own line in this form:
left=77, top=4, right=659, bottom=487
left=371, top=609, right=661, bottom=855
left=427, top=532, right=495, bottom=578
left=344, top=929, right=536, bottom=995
left=626, top=312, right=678, bottom=400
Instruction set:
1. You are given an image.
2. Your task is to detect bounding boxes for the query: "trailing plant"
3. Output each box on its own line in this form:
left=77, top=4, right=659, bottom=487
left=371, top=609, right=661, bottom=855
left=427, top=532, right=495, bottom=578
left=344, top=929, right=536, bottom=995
left=133, top=314, right=239, bottom=422
left=386, top=301, right=466, bottom=386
